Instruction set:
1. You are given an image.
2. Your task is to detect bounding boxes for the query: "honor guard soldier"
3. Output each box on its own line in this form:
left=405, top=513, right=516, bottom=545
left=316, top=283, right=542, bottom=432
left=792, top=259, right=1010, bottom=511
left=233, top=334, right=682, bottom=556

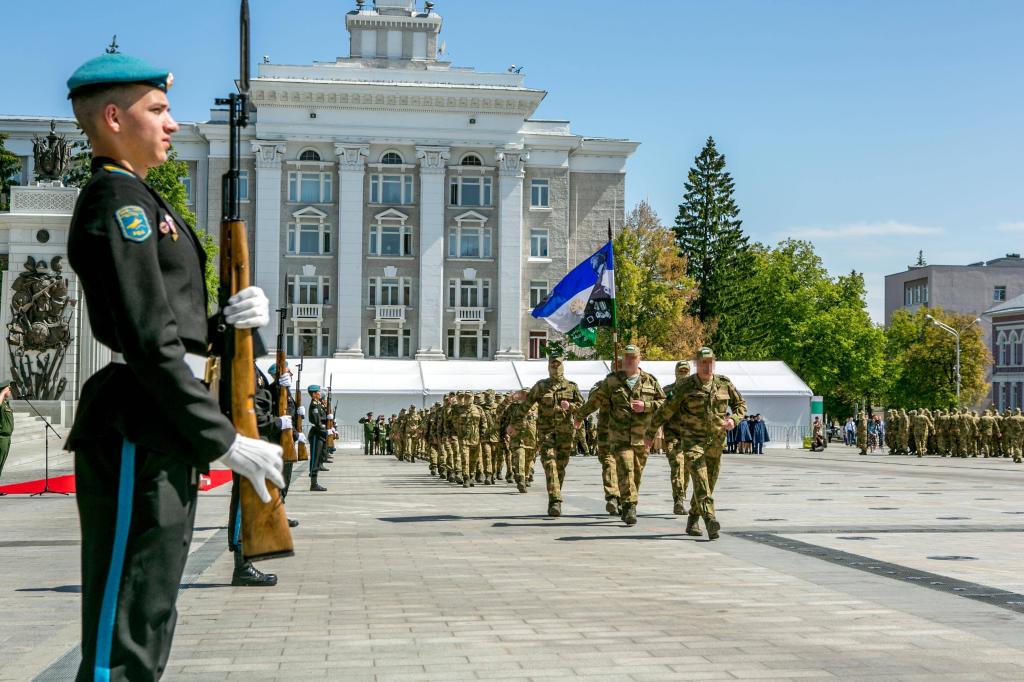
left=64, top=51, right=284, bottom=681
left=307, top=385, right=328, bottom=490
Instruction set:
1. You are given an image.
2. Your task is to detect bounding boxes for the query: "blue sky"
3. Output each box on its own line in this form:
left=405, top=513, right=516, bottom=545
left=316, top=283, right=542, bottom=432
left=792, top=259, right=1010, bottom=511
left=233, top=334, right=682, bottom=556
left=4, top=0, right=1021, bottom=321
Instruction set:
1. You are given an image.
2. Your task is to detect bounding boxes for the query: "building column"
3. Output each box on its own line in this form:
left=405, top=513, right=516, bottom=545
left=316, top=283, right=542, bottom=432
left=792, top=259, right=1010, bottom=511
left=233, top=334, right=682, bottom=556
left=415, top=146, right=450, bottom=360
left=76, top=294, right=110, bottom=388
left=334, top=143, right=369, bottom=358
left=251, top=141, right=286, bottom=344
left=495, top=147, right=528, bottom=360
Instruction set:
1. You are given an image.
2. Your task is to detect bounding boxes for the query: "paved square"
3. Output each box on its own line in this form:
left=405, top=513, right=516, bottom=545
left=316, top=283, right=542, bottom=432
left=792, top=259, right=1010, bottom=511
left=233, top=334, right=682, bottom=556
left=3, top=444, right=1024, bottom=681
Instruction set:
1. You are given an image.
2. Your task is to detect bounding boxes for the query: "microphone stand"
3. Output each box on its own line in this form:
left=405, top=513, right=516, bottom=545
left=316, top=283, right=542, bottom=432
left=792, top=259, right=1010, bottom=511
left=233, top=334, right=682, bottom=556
left=21, top=396, right=67, bottom=497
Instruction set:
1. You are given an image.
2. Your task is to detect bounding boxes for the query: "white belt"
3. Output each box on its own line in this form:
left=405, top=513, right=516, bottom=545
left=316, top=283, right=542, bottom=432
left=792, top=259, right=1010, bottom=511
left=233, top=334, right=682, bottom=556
left=109, top=351, right=210, bottom=381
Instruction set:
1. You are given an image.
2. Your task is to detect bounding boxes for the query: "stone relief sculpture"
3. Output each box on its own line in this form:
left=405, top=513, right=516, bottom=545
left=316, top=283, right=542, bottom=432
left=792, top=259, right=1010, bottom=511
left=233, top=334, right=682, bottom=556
left=7, top=256, right=77, bottom=399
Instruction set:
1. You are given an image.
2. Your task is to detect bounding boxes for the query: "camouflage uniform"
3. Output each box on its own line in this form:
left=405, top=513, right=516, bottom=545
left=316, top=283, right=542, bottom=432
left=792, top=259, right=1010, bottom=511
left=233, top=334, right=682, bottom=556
left=648, top=349, right=746, bottom=539
left=911, top=409, right=933, bottom=458
left=443, top=394, right=462, bottom=482
left=504, top=397, right=538, bottom=493
left=587, top=380, right=620, bottom=513
left=979, top=408, right=1000, bottom=458
left=524, top=357, right=584, bottom=515
left=1008, top=408, right=1024, bottom=463
left=403, top=406, right=421, bottom=462
left=394, top=409, right=407, bottom=460
left=577, top=366, right=665, bottom=522
left=480, top=394, right=502, bottom=485
left=662, top=362, right=692, bottom=514
left=899, top=408, right=911, bottom=456
left=456, top=393, right=484, bottom=487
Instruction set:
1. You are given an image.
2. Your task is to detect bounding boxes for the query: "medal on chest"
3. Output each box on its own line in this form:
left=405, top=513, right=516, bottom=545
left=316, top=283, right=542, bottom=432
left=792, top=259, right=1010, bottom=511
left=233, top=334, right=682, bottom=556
left=158, top=213, right=180, bottom=241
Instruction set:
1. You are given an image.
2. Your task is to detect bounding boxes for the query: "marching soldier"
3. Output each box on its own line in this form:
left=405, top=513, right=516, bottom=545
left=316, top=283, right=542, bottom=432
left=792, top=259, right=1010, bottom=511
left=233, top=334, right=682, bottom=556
left=662, top=361, right=692, bottom=515
left=524, top=353, right=584, bottom=517
left=307, top=385, right=328, bottom=491
left=359, top=412, right=375, bottom=455
left=504, top=390, right=538, bottom=493
left=588, top=379, right=620, bottom=515
left=648, top=347, right=745, bottom=540
left=64, top=51, right=284, bottom=680
left=575, top=345, right=664, bottom=526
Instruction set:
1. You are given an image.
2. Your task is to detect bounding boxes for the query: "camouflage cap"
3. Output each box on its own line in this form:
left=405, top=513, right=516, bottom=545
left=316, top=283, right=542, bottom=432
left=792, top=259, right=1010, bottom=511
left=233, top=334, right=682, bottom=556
left=675, top=360, right=690, bottom=372
left=623, top=344, right=640, bottom=356
left=695, top=347, right=715, bottom=360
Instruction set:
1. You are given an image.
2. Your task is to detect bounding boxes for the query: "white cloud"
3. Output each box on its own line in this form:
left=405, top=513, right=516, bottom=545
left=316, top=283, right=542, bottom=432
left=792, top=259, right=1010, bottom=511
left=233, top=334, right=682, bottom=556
left=996, top=221, right=1024, bottom=233
left=784, top=221, right=943, bottom=240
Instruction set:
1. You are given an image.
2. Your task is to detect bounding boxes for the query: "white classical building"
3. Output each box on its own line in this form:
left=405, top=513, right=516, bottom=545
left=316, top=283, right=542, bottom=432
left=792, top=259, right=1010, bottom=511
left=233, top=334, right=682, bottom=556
left=1, top=0, right=637, bottom=369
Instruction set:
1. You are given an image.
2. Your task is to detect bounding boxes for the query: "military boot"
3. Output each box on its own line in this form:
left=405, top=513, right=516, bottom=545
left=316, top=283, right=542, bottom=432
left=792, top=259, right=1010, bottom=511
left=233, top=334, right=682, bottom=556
left=517, top=480, right=527, bottom=493
left=704, top=515, right=721, bottom=540
left=505, top=472, right=514, bottom=483
left=685, top=514, right=702, bottom=536
left=231, top=549, right=278, bottom=587
left=605, top=497, right=619, bottom=515
left=475, top=471, right=483, bottom=484
left=429, top=465, right=437, bottom=476
left=447, top=472, right=455, bottom=482
left=623, top=502, right=638, bottom=526
left=309, top=476, right=326, bottom=492
left=548, top=500, right=561, bottom=517
left=462, top=478, right=470, bottom=488
left=673, top=498, right=686, bottom=515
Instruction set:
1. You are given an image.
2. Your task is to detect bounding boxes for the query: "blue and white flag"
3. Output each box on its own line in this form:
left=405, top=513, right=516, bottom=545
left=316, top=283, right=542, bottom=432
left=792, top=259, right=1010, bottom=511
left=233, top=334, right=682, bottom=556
left=532, top=241, right=615, bottom=333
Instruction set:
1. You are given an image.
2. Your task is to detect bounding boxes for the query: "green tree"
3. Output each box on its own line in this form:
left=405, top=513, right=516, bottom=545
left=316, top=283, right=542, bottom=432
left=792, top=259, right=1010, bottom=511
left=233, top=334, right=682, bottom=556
left=884, top=306, right=989, bottom=409
left=587, top=201, right=705, bottom=360
left=673, top=136, right=752, bottom=354
left=0, top=132, right=23, bottom=210
left=64, top=137, right=94, bottom=188
left=145, top=149, right=219, bottom=310
left=723, top=239, right=885, bottom=415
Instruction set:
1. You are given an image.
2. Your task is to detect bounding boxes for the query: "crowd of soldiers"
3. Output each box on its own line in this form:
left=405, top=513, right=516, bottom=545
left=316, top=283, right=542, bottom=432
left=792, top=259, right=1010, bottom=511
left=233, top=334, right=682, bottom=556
left=876, top=407, right=1024, bottom=461
left=356, top=345, right=746, bottom=540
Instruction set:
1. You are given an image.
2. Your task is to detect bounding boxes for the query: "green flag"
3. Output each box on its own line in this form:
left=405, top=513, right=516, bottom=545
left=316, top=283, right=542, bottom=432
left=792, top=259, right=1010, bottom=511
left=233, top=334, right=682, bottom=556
left=567, top=324, right=597, bottom=348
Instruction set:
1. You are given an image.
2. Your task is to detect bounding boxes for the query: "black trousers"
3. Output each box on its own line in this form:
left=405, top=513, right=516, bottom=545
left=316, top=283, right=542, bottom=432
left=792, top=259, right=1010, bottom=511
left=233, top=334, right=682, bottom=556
left=75, top=435, right=198, bottom=682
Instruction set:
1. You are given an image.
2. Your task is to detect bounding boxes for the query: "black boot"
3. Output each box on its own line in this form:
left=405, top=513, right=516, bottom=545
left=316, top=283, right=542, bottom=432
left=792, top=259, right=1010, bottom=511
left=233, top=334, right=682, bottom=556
left=288, top=518, right=299, bottom=528
left=232, top=550, right=278, bottom=587
left=475, top=471, right=483, bottom=484
left=548, top=500, right=561, bottom=517
left=704, top=515, right=720, bottom=540
left=517, top=481, right=527, bottom=493
left=624, top=502, right=637, bottom=526
left=605, top=497, right=619, bottom=516
left=673, top=499, right=685, bottom=515
left=317, top=464, right=329, bottom=472
left=310, top=476, right=326, bottom=492
left=429, top=465, right=436, bottom=475
left=685, top=514, right=702, bottom=536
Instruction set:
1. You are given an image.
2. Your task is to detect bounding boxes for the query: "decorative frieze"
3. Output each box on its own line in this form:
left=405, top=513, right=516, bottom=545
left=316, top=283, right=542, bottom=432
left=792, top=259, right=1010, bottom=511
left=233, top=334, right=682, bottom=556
left=251, top=141, right=287, bottom=168
left=416, top=146, right=450, bottom=175
left=496, top=147, right=528, bottom=177
left=334, top=143, right=370, bottom=170
left=251, top=88, right=539, bottom=114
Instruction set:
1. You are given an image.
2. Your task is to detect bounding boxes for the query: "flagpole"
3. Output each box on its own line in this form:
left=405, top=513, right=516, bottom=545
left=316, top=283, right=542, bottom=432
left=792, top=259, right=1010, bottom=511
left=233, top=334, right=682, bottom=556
left=608, top=219, right=620, bottom=372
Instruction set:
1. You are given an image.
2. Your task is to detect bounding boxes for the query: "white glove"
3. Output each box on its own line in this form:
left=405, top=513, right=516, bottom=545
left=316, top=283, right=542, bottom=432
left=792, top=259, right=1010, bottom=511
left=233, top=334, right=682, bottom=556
left=277, top=415, right=293, bottom=431
left=278, top=373, right=292, bottom=388
left=329, top=428, right=339, bottom=437
left=224, top=286, right=270, bottom=329
left=296, top=406, right=306, bottom=417
left=327, top=413, right=334, bottom=421
left=216, top=434, right=285, bottom=504
left=296, top=432, right=308, bottom=445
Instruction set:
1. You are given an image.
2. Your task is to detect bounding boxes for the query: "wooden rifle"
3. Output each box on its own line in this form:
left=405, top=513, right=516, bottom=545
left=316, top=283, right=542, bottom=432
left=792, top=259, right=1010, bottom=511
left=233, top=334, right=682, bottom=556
left=216, top=0, right=293, bottom=562
left=325, top=373, right=336, bottom=449
left=275, top=307, right=296, bottom=463
left=294, top=350, right=309, bottom=461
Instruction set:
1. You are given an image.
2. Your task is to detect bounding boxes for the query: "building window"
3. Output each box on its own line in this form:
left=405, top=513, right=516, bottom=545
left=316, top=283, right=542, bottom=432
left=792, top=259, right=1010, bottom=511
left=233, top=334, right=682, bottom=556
left=448, top=224, right=492, bottom=258
left=904, top=279, right=928, bottom=306
left=369, top=174, right=414, bottom=205
left=381, top=151, right=404, bottom=165
left=288, top=171, right=332, bottom=203
left=529, top=330, right=547, bottom=359
left=287, top=220, right=331, bottom=255
left=446, top=328, right=491, bottom=359
left=368, top=223, right=414, bottom=256
left=286, top=275, right=331, bottom=305
left=285, top=327, right=331, bottom=357
left=447, top=278, right=490, bottom=308
left=368, top=277, right=412, bottom=307
left=529, top=280, right=549, bottom=308
left=461, top=153, right=483, bottom=166
left=530, top=178, right=549, bottom=208
left=449, top=176, right=492, bottom=207
left=530, top=228, right=549, bottom=258
left=299, top=149, right=321, bottom=161
left=367, top=328, right=412, bottom=358
left=995, top=286, right=1007, bottom=302
left=180, top=175, right=193, bottom=204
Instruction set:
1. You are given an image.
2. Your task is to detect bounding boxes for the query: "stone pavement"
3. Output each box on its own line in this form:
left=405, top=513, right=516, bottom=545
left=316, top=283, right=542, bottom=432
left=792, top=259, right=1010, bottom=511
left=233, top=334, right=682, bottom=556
left=2, top=445, right=1024, bottom=681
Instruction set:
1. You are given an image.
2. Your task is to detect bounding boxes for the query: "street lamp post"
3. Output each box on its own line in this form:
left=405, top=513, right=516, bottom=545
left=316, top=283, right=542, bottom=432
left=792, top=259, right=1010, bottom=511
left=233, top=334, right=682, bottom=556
left=926, top=314, right=980, bottom=406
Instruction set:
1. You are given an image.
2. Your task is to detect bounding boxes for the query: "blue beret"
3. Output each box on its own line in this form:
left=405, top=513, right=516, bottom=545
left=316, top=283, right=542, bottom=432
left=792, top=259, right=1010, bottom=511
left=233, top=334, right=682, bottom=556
left=307, top=384, right=321, bottom=394
left=67, top=52, right=172, bottom=98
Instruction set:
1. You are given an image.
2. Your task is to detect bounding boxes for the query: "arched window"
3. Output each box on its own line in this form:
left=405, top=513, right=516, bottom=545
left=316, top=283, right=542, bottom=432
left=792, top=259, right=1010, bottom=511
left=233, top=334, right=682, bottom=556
left=461, top=153, right=483, bottom=166
left=381, top=151, right=404, bottom=165
left=998, top=331, right=1009, bottom=367
left=299, top=149, right=321, bottom=161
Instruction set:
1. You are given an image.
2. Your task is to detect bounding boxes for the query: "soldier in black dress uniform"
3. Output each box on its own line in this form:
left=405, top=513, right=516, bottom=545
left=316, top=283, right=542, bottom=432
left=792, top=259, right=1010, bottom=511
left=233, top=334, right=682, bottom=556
left=306, top=385, right=328, bottom=491
left=65, top=51, right=285, bottom=680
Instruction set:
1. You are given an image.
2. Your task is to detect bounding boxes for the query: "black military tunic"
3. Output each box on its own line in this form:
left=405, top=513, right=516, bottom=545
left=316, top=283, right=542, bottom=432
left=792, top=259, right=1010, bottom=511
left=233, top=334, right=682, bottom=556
left=68, top=158, right=236, bottom=682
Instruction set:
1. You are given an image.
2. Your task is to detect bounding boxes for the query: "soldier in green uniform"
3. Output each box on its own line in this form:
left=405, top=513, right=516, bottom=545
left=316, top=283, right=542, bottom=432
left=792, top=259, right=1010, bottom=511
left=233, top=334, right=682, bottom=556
left=979, top=407, right=1000, bottom=458
left=504, top=390, right=538, bottom=493
left=524, top=354, right=584, bottom=517
left=358, top=412, right=374, bottom=455
left=1009, top=408, right=1024, bottom=463
left=662, top=361, right=692, bottom=515
left=456, top=392, right=484, bottom=488
left=588, top=380, right=620, bottom=515
left=0, top=381, right=13, bottom=490
left=648, top=347, right=745, bottom=540
left=481, top=393, right=502, bottom=485
left=575, top=345, right=665, bottom=526
left=912, top=408, right=933, bottom=458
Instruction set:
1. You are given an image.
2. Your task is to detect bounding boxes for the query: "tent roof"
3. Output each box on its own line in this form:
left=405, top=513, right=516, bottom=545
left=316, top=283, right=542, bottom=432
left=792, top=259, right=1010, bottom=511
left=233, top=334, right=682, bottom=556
left=253, top=358, right=811, bottom=398
left=643, top=360, right=813, bottom=397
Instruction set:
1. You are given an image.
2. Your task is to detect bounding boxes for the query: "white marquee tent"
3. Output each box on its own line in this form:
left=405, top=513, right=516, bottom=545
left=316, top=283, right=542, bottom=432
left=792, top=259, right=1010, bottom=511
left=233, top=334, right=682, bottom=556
left=256, top=358, right=813, bottom=449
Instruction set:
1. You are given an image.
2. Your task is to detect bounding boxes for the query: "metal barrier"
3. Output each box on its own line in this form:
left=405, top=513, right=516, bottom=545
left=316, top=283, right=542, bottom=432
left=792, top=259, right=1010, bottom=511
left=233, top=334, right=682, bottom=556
left=765, top=424, right=811, bottom=449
